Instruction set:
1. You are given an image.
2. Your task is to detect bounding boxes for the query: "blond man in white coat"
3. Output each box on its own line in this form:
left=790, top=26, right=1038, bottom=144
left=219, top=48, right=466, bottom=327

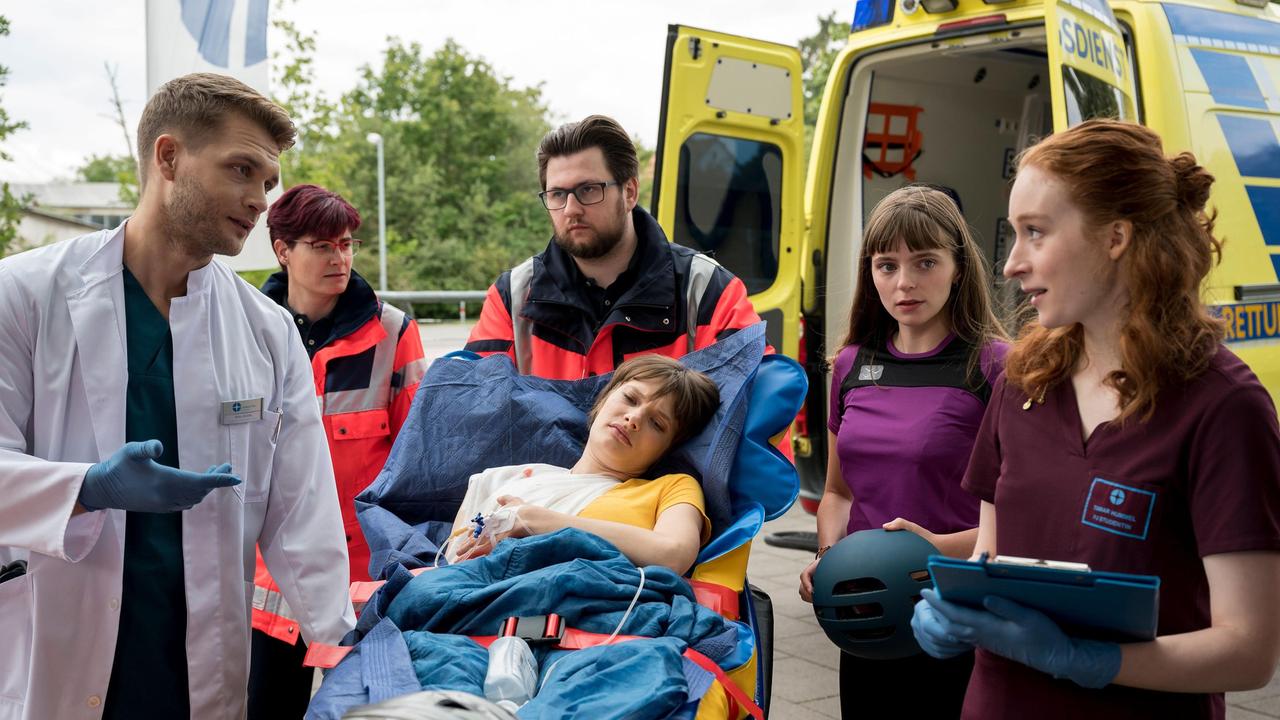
left=0, top=73, right=355, bottom=720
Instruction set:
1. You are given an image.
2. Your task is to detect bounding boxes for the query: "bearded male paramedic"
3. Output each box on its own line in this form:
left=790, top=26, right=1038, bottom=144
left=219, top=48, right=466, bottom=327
left=0, top=73, right=354, bottom=720
left=465, top=114, right=766, bottom=377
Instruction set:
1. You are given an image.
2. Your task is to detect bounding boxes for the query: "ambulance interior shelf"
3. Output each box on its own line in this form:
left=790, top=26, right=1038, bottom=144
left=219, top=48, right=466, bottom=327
left=862, top=103, right=924, bottom=181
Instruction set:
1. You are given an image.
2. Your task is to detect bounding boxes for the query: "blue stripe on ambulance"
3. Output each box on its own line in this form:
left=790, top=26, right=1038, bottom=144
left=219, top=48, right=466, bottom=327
left=1247, top=186, right=1280, bottom=248
left=1218, top=115, right=1280, bottom=179
left=1164, top=4, right=1280, bottom=52
left=1191, top=50, right=1269, bottom=110
left=1166, top=3, right=1280, bottom=328
left=1251, top=184, right=1280, bottom=281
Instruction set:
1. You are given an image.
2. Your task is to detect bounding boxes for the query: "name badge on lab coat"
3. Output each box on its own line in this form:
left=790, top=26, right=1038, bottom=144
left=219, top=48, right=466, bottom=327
left=221, top=398, right=264, bottom=425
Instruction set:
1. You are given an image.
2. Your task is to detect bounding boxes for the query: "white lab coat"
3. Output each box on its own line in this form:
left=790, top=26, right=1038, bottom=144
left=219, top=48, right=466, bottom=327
left=0, top=225, right=356, bottom=720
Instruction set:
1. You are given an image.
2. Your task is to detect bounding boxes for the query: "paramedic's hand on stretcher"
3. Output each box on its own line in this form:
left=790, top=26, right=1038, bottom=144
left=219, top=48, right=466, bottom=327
left=79, top=440, right=241, bottom=513
left=453, top=496, right=535, bottom=561
left=913, top=588, right=1122, bottom=688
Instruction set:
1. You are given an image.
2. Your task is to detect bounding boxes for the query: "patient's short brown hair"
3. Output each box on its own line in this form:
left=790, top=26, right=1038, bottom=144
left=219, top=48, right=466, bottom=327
left=589, top=355, right=720, bottom=447
left=136, top=72, right=295, bottom=189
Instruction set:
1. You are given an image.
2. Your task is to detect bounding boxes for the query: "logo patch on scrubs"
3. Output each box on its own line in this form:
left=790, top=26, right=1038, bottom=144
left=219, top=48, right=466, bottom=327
left=1080, top=477, right=1156, bottom=540
left=858, top=364, right=884, bottom=381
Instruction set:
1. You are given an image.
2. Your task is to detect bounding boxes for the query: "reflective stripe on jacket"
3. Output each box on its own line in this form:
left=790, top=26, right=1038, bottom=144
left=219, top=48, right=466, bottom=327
left=465, top=207, right=766, bottom=379
left=253, top=280, right=427, bottom=643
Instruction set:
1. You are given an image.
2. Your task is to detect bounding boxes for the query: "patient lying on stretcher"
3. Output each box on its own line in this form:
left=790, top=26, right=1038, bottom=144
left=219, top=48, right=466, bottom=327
left=444, top=355, right=720, bottom=575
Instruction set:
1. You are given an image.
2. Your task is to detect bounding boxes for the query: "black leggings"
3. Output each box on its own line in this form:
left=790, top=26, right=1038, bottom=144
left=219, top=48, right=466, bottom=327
left=247, top=629, right=313, bottom=720
left=839, top=650, right=974, bottom=719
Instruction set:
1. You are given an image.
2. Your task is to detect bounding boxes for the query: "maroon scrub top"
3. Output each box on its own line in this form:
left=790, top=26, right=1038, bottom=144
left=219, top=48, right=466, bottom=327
left=960, top=346, right=1280, bottom=720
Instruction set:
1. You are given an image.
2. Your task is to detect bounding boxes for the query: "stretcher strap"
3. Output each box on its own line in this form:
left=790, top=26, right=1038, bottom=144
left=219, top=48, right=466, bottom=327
left=689, top=580, right=739, bottom=620
left=349, top=580, right=386, bottom=605
left=552, top=629, right=761, bottom=720
left=542, top=627, right=765, bottom=720
left=307, top=571, right=438, bottom=668
left=305, top=642, right=354, bottom=668
left=306, top=627, right=764, bottom=719
left=350, top=567, right=434, bottom=605
left=683, top=647, right=764, bottom=720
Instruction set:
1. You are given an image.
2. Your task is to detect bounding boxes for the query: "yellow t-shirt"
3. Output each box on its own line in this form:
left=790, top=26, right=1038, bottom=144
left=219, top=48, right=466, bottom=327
left=577, top=474, right=712, bottom=545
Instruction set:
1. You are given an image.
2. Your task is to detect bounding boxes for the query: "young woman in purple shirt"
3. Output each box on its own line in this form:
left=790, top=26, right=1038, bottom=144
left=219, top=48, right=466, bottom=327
left=912, top=120, right=1280, bottom=719
left=798, top=185, right=1009, bottom=718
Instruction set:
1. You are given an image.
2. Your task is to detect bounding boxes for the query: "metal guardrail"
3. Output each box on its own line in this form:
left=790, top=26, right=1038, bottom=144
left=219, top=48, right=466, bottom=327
left=379, top=290, right=488, bottom=321
left=379, top=290, right=487, bottom=303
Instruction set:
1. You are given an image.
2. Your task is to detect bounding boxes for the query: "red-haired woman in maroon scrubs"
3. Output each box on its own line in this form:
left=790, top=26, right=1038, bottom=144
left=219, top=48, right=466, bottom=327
left=912, top=120, right=1280, bottom=720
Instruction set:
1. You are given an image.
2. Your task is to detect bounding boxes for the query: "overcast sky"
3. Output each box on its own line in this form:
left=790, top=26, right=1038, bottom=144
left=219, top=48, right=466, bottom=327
left=1, top=1, right=844, bottom=183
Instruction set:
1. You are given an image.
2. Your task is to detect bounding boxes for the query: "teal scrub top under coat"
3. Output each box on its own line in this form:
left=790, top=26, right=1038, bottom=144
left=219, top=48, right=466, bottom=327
left=103, top=268, right=189, bottom=719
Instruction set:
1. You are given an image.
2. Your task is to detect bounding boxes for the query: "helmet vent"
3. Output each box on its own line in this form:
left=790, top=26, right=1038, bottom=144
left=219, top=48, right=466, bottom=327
left=832, top=577, right=887, bottom=595
left=846, top=625, right=896, bottom=641
left=909, top=570, right=931, bottom=583
left=836, top=602, right=885, bottom=620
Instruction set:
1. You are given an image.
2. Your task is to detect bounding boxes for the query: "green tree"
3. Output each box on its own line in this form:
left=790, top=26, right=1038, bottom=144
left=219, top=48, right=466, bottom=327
left=77, top=153, right=135, bottom=182
left=0, top=15, right=29, bottom=257
left=798, top=12, right=846, bottom=156
left=274, top=23, right=554, bottom=314
left=77, top=152, right=139, bottom=205
left=635, top=137, right=656, bottom=211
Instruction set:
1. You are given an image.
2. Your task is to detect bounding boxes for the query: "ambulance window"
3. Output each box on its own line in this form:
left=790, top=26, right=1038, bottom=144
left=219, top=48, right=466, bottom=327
left=672, top=133, right=782, bottom=295
left=1062, top=67, right=1130, bottom=125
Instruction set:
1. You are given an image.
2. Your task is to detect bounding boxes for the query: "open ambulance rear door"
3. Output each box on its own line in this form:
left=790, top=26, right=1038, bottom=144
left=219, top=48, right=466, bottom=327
left=1046, top=0, right=1140, bottom=125
left=651, top=25, right=807, bottom=361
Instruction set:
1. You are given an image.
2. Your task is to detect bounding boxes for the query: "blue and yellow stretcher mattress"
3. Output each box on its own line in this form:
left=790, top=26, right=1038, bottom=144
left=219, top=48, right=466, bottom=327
left=309, top=322, right=804, bottom=718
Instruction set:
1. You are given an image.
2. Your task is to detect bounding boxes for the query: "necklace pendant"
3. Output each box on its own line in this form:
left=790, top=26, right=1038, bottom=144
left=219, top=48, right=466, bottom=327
left=1022, top=398, right=1034, bottom=411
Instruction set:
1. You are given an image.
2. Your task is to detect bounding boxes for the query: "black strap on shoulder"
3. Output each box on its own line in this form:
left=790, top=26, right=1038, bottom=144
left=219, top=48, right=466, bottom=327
left=840, top=337, right=992, bottom=404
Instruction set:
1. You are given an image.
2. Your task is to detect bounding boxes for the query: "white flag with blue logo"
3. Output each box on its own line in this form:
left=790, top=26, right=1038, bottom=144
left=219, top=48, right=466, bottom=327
left=146, top=0, right=280, bottom=270
left=146, top=0, right=270, bottom=95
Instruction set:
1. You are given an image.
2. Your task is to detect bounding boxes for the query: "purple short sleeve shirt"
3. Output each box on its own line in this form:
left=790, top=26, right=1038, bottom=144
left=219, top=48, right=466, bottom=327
left=961, top=346, right=1280, bottom=720
left=828, top=334, right=1008, bottom=535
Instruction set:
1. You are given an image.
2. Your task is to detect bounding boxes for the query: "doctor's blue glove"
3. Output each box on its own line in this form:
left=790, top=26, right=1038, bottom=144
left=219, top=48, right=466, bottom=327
left=918, top=588, right=1122, bottom=689
left=911, top=591, right=977, bottom=658
left=79, top=440, right=241, bottom=513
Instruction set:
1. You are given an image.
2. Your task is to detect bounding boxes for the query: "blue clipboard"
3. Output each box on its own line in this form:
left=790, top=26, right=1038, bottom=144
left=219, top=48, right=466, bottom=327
left=928, top=554, right=1160, bottom=641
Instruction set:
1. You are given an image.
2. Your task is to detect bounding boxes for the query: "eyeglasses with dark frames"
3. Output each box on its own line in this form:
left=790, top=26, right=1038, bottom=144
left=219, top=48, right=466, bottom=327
left=538, top=181, right=620, bottom=210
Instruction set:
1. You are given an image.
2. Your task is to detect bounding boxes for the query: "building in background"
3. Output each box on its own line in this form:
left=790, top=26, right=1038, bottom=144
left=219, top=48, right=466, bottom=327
left=10, top=182, right=132, bottom=253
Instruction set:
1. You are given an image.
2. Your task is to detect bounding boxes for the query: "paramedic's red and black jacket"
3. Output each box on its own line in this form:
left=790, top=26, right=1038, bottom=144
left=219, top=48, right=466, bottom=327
left=253, top=269, right=427, bottom=643
left=466, top=207, right=765, bottom=378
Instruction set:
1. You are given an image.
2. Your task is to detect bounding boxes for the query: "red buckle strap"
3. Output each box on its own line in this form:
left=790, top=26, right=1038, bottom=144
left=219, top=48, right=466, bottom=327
left=304, top=642, right=354, bottom=669
left=350, top=580, right=385, bottom=605
left=683, top=647, right=763, bottom=720
left=306, top=568, right=439, bottom=668
left=307, top=624, right=763, bottom=719
left=689, top=580, right=740, bottom=620
left=350, top=567, right=433, bottom=606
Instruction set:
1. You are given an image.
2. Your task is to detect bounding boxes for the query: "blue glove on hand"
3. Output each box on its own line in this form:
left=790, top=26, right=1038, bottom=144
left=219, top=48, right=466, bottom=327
left=917, top=588, right=1122, bottom=689
left=912, top=591, right=978, bottom=659
left=80, top=440, right=241, bottom=513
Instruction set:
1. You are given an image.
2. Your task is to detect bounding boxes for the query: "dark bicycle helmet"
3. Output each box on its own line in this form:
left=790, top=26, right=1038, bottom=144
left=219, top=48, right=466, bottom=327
left=811, top=528, right=938, bottom=660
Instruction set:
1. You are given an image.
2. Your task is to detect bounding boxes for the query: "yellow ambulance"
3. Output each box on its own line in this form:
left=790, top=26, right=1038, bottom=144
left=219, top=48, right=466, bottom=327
left=649, top=0, right=1280, bottom=506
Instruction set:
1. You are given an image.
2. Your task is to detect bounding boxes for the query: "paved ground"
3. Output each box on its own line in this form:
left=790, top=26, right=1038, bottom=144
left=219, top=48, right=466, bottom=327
left=417, top=322, right=1280, bottom=718
left=418, top=319, right=476, bottom=362
left=750, top=503, right=1280, bottom=719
